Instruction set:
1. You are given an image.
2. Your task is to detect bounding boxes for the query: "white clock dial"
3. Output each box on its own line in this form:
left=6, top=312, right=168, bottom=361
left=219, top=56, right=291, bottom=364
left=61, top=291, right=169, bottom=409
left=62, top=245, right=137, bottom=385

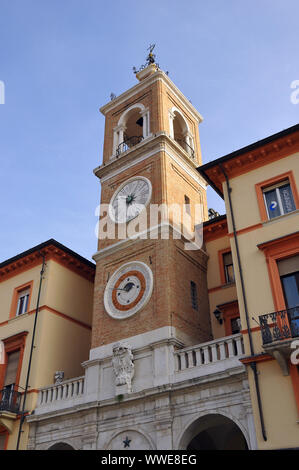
left=104, top=261, right=153, bottom=320
left=109, top=176, right=152, bottom=223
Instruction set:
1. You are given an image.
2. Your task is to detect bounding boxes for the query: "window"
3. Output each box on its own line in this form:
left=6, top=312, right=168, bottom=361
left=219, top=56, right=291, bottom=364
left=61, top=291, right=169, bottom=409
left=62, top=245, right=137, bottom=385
left=190, top=281, right=198, bottom=310
left=217, top=300, right=240, bottom=336
left=184, top=195, right=191, bottom=215
left=223, top=252, right=235, bottom=284
left=263, top=180, right=296, bottom=220
left=230, top=317, right=241, bottom=335
left=4, top=350, right=21, bottom=389
left=9, top=281, right=33, bottom=319
left=255, top=171, right=299, bottom=222
left=278, top=255, right=299, bottom=338
left=16, top=288, right=30, bottom=316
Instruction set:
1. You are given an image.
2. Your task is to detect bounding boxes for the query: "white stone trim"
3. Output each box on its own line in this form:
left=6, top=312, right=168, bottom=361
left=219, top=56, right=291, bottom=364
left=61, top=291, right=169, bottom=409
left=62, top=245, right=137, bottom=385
left=97, top=139, right=207, bottom=190
left=117, top=103, right=146, bottom=127
left=100, top=71, right=203, bottom=123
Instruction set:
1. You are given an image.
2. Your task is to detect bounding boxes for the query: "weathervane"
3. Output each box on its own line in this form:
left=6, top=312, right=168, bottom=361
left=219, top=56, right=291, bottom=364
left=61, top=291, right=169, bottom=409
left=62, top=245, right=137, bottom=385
left=133, top=44, right=160, bottom=75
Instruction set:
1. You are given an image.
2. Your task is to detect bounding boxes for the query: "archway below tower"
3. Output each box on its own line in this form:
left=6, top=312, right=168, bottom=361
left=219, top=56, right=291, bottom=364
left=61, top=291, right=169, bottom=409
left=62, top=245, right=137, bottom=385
left=181, top=414, right=248, bottom=450
left=48, top=442, right=75, bottom=450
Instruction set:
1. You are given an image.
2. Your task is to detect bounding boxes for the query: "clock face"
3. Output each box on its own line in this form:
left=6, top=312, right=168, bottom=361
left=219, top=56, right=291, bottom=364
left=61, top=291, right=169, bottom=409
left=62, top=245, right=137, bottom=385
left=109, top=176, right=152, bottom=223
left=104, top=261, right=153, bottom=319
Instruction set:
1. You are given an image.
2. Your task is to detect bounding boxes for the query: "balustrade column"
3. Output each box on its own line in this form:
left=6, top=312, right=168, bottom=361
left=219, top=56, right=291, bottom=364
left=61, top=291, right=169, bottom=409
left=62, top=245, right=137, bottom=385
left=218, top=341, right=226, bottom=360
left=203, top=346, right=210, bottom=364
left=180, top=353, right=187, bottom=370
left=236, top=336, right=244, bottom=355
left=195, top=348, right=203, bottom=366
left=227, top=339, right=235, bottom=357
left=211, top=344, right=218, bottom=362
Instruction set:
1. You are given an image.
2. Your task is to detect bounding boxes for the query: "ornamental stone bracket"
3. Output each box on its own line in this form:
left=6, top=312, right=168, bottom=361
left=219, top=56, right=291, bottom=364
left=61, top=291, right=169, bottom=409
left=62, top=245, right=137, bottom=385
left=112, top=342, right=135, bottom=395
left=262, top=338, right=295, bottom=376
left=0, top=411, right=17, bottom=434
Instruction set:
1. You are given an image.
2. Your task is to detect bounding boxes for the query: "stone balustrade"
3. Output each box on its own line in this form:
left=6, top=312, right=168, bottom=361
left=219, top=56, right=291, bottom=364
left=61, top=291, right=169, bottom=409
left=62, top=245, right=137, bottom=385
left=37, top=376, right=85, bottom=408
left=33, top=334, right=245, bottom=416
left=174, top=333, right=245, bottom=372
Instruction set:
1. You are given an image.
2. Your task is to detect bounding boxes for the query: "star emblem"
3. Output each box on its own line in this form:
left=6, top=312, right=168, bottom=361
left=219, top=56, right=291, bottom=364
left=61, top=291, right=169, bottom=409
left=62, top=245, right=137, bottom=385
left=123, top=436, right=131, bottom=448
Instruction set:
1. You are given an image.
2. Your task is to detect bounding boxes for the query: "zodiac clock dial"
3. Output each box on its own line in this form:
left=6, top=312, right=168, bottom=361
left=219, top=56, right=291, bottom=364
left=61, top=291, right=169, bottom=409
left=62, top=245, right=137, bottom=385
left=104, top=261, right=153, bottom=319
left=109, top=176, right=152, bottom=223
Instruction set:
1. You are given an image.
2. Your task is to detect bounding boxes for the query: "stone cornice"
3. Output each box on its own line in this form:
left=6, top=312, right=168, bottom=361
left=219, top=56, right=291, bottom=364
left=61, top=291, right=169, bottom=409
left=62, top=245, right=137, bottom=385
left=0, top=242, right=95, bottom=282
left=93, top=132, right=206, bottom=190
left=203, top=215, right=228, bottom=243
left=198, top=126, right=299, bottom=197
left=100, top=70, right=203, bottom=123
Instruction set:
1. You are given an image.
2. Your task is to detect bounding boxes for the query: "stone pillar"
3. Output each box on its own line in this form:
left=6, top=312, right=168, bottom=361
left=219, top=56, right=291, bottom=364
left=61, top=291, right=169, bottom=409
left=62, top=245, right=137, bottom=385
left=169, top=110, right=176, bottom=139
left=112, top=124, right=126, bottom=156
left=140, top=109, right=150, bottom=138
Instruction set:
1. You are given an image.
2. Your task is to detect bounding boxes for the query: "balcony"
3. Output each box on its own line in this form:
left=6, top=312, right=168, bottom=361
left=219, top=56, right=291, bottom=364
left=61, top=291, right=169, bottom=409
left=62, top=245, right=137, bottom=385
left=32, top=334, right=246, bottom=417
left=0, top=387, right=22, bottom=414
left=175, top=138, right=195, bottom=160
left=36, top=376, right=85, bottom=414
left=116, top=136, right=143, bottom=156
left=174, top=333, right=245, bottom=383
left=259, top=307, right=299, bottom=344
left=259, top=306, right=299, bottom=375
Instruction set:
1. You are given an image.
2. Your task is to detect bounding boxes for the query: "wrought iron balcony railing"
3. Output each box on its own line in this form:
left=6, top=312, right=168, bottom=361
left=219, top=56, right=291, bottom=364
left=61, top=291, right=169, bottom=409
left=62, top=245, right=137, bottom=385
left=259, top=306, right=299, bottom=345
left=116, top=136, right=143, bottom=156
left=175, top=139, right=195, bottom=159
left=0, top=387, right=22, bottom=413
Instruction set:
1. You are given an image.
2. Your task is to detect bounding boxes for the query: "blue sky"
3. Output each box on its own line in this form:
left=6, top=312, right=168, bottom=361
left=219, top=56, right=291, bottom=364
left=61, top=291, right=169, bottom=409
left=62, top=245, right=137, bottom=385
left=0, top=0, right=298, bottom=262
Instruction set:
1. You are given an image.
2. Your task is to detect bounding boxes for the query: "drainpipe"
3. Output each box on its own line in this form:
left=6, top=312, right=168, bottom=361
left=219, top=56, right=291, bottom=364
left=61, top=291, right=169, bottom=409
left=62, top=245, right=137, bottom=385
left=219, top=163, right=267, bottom=442
left=16, top=253, right=46, bottom=450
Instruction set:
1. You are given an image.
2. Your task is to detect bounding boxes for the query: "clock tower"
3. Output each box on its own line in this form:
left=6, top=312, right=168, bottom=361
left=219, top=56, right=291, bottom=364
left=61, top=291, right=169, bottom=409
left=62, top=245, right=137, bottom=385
left=92, top=52, right=212, bottom=359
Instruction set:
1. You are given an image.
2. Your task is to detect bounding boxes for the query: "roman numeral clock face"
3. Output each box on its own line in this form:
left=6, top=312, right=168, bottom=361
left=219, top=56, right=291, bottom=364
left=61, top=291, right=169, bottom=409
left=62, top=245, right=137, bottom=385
left=104, top=262, right=153, bottom=319
left=109, top=176, right=152, bottom=223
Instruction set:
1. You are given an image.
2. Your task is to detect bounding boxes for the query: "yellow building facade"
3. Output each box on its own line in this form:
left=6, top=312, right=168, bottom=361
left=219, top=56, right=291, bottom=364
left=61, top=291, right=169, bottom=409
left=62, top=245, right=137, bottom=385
left=0, top=239, right=95, bottom=450
left=199, top=124, right=299, bottom=449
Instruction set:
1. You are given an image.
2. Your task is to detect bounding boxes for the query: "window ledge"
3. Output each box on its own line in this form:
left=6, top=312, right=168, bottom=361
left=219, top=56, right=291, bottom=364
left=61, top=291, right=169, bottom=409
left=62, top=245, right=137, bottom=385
left=220, top=282, right=236, bottom=290
left=262, top=209, right=299, bottom=226
left=7, top=311, right=30, bottom=324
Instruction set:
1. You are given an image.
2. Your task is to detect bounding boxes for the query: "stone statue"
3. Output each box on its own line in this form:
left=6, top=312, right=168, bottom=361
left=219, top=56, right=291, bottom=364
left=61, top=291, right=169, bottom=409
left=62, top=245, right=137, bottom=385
left=54, top=371, right=64, bottom=384
left=112, top=342, right=134, bottom=393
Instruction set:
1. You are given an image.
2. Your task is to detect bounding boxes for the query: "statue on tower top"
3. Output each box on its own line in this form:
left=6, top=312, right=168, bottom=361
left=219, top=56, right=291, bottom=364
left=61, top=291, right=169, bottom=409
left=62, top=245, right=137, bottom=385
left=133, top=43, right=160, bottom=75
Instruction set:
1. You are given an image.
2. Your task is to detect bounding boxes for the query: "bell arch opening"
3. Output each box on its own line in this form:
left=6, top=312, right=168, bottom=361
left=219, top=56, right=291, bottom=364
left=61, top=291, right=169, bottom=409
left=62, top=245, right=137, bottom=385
left=113, top=104, right=150, bottom=157
left=180, top=413, right=248, bottom=450
left=170, top=109, right=195, bottom=159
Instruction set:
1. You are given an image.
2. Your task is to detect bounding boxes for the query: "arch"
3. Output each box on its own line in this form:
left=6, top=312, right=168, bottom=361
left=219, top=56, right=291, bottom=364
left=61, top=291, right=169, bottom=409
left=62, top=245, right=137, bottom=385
left=177, top=412, right=250, bottom=450
left=104, top=427, right=156, bottom=450
left=169, top=107, right=194, bottom=159
left=117, top=103, right=146, bottom=127
left=169, top=106, right=189, bottom=135
left=48, top=441, right=76, bottom=450
left=113, top=103, right=150, bottom=156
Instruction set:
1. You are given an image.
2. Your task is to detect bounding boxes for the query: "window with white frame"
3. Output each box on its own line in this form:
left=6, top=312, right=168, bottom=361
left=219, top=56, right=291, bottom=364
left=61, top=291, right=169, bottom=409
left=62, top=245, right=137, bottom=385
left=16, top=288, right=30, bottom=316
left=263, top=180, right=296, bottom=220
left=223, top=252, right=235, bottom=284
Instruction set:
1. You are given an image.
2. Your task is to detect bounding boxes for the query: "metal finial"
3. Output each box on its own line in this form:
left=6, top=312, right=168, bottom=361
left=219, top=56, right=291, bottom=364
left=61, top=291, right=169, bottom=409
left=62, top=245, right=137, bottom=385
left=133, top=44, right=160, bottom=75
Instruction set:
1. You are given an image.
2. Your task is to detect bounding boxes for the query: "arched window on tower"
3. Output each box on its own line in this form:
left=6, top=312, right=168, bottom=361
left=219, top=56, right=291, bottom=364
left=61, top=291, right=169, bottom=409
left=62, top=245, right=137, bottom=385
left=169, top=108, right=195, bottom=160
left=113, top=104, right=150, bottom=157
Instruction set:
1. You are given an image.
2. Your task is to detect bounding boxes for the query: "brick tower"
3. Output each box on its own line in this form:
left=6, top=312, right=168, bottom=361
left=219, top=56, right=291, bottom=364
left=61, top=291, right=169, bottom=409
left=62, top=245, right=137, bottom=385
left=91, top=54, right=211, bottom=364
